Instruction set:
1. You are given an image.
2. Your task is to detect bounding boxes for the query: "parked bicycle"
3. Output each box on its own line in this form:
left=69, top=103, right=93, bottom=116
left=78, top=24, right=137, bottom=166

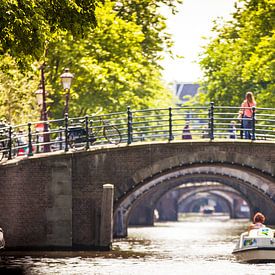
left=68, top=116, right=122, bottom=149
left=0, top=127, right=15, bottom=161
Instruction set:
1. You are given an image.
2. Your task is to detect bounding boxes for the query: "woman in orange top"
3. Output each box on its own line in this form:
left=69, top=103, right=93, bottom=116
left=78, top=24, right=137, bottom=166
left=248, top=212, right=265, bottom=232
left=239, top=91, right=256, bottom=139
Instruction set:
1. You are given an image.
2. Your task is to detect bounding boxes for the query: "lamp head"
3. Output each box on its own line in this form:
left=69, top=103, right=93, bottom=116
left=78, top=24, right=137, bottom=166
left=60, top=68, right=74, bottom=90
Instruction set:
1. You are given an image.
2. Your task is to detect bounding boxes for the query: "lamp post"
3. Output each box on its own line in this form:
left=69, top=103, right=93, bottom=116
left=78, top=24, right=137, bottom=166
left=35, top=63, right=50, bottom=152
left=35, top=84, right=44, bottom=120
left=60, top=68, right=74, bottom=116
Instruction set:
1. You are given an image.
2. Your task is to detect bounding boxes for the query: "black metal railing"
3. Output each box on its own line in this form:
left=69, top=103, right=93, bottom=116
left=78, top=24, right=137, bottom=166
left=0, top=104, right=274, bottom=161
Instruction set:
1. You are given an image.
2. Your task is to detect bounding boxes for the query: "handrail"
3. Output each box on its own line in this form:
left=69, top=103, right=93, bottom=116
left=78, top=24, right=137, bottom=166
left=0, top=103, right=274, bottom=161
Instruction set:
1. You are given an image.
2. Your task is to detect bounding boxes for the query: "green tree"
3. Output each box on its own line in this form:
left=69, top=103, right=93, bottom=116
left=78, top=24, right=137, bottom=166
left=0, top=0, right=180, bottom=124
left=0, top=55, right=39, bottom=124
left=199, top=0, right=275, bottom=107
left=0, top=0, right=102, bottom=67
left=46, top=1, right=173, bottom=118
left=113, top=0, right=182, bottom=64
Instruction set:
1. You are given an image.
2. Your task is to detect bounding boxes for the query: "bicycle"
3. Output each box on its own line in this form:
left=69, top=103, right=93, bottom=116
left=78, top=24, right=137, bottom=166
left=0, top=126, right=9, bottom=161
left=0, top=130, right=17, bottom=161
left=0, top=141, right=7, bottom=161
left=68, top=116, right=122, bottom=149
left=0, top=125, right=29, bottom=160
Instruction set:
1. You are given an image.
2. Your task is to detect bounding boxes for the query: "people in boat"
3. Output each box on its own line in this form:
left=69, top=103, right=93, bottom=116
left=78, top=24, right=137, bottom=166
left=248, top=212, right=266, bottom=232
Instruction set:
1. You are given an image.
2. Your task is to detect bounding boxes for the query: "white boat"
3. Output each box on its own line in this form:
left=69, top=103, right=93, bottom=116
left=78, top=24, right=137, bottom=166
left=200, top=205, right=215, bottom=214
left=0, top=228, right=5, bottom=249
left=232, top=227, right=275, bottom=263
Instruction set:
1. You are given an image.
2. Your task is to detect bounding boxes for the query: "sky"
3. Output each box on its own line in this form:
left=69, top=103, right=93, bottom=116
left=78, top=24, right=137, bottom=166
left=160, top=0, right=237, bottom=84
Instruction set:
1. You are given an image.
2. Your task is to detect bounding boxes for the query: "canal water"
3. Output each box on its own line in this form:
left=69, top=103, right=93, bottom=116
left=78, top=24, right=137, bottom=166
left=1, top=215, right=275, bottom=275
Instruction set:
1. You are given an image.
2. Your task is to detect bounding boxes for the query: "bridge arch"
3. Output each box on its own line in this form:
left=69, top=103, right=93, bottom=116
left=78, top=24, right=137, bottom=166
left=114, top=162, right=275, bottom=237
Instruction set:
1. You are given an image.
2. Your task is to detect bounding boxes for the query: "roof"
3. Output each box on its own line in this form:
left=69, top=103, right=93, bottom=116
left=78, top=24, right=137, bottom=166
left=175, top=83, right=200, bottom=102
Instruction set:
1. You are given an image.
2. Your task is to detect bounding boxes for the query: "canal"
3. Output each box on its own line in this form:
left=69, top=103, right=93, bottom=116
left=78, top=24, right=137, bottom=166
left=1, top=215, right=274, bottom=274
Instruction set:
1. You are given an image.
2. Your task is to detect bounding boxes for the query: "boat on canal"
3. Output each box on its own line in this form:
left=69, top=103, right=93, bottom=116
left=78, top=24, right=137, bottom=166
left=0, top=228, right=5, bottom=249
left=232, top=227, right=275, bottom=263
left=200, top=205, right=215, bottom=215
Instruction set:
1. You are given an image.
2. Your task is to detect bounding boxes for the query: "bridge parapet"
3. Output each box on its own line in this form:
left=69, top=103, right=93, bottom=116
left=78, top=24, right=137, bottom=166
left=0, top=105, right=274, bottom=162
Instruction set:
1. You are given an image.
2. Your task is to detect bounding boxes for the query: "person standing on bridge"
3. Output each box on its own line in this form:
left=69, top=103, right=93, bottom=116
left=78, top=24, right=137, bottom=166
left=182, top=122, right=192, bottom=139
left=238, top=91, right=256, bottom=139
left=229, top=121, right=237, bottom=139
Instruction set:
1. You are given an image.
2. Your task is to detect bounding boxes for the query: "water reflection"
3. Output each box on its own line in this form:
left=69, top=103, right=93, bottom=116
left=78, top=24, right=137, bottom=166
left=1, top=215, right=275, bottom=275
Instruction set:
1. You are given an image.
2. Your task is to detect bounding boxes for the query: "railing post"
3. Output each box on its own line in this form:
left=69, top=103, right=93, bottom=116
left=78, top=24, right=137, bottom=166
left=252, top=106, right=256, bottom=140
left=209, top=102, right=214, bottom=140
left=44, top=121, right=51, bottom=152
left=127, top=106, right=133, bottom=144
left=36, top=131, right=40, bottom=154
left=64, top=113, right=69, bottom=152
left=85, top=115, right=90, bottom=150
left=27, top=122, right=33, bottom=156
left=168, top=107, right=173, bottom=141
left=59, top=127, right=63, bottom=150
left=8, top=126, right=12, bottom=160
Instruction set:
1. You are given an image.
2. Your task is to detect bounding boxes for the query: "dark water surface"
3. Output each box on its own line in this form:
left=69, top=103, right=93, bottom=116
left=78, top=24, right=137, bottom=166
left=1, top=216, right=275, bottom=275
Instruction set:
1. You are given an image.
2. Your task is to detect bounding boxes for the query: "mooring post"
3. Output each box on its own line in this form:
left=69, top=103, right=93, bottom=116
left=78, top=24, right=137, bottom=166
left=100, top=184, right=114, bottom=250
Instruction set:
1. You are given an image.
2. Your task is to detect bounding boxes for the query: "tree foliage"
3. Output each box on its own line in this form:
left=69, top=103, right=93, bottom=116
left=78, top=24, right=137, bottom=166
left=113, top=0, right=182, bottom=64
left=0, top=0, right=180, bottom=123
left=46, top=1, right=173, bottom=118
left=0, top=55, right=39, bottom=124
left=0, top=0, right=102, bottom=67
left=199, top=0, right=275, bottom=108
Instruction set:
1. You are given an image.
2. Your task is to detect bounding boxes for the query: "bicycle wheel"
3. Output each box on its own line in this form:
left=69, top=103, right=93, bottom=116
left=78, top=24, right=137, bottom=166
left=103, top=125, right=122, bottom=144
left=0, top=145, right=4, bottom=161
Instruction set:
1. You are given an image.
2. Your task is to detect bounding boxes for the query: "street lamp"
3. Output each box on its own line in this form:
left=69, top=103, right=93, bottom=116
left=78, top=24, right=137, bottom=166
left=34, top=63, right=50, bottom=152
left=35, top=84, right=43, bottom=118
left=60, top=68, right=74, bottom=115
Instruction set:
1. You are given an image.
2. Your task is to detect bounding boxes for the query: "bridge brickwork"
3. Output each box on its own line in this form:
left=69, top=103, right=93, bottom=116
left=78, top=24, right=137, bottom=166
left=0, top=141, right=275, bottom=248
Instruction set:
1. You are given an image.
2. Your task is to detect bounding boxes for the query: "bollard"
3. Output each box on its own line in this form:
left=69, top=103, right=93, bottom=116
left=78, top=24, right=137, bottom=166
left=99, top=184, right=114, bottom=250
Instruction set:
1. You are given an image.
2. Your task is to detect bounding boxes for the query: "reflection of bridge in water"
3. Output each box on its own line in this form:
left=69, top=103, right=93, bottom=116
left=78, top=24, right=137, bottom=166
left=0, top=106, right=275, bottom=251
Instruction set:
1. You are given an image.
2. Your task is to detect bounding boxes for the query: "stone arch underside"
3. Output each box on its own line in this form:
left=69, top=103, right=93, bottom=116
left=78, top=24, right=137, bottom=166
left=129, top=184, right=245, bottom=224
left=177, top=185, right=248, bottom=217
left=114, top=164, right=275, bottom=237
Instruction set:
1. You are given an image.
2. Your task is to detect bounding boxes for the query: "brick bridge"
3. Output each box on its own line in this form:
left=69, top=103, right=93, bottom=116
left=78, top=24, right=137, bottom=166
left=0, top=140, right=274, bottom=250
